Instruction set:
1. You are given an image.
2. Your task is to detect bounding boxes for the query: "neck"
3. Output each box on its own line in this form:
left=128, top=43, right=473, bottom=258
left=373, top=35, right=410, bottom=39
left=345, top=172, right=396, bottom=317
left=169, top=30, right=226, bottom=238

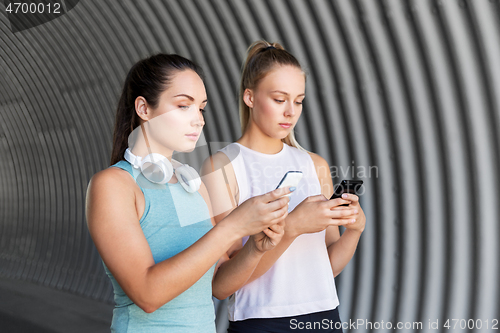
left=129, top=132, right=174, bottom=162
left=237, top=121, right=284, bottom=154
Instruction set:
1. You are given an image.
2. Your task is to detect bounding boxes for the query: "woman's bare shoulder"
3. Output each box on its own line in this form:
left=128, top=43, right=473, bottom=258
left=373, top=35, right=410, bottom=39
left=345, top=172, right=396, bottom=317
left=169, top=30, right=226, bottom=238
left=200, top=150, right=239, bottom=212
left=202, top=151, right=232, bottom=172
left=89, top=166, right=135, bottom=188
left=86, top=166, right=137, bottom=208
left=307, top=152, right=330, bottom=170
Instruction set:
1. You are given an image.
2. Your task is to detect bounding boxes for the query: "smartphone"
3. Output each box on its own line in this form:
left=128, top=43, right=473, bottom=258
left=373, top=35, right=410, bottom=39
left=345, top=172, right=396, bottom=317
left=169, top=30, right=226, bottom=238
left=275, top=171, right=303, bottom=196
left=330, top=180, right=364, bottom=205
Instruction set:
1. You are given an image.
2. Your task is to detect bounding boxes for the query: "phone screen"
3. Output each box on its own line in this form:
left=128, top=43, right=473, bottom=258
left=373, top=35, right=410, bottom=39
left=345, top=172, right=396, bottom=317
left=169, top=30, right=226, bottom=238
left=275, top=171, right=303, bottom=190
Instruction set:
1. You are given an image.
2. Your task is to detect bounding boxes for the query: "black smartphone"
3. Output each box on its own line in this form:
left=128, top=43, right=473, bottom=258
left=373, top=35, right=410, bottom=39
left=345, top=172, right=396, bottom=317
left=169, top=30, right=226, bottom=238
left=330, top=180, right=364, bottom=204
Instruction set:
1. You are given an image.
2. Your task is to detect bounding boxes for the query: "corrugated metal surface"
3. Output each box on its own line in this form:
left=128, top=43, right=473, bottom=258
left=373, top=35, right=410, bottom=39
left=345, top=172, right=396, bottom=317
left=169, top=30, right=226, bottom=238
left=0, top=1, right=498, bottom=332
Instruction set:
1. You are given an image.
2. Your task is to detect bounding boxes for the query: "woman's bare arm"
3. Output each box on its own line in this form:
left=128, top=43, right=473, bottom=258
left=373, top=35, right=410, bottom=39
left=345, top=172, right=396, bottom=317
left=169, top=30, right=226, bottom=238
left=86, top=167, right=287, bottom=312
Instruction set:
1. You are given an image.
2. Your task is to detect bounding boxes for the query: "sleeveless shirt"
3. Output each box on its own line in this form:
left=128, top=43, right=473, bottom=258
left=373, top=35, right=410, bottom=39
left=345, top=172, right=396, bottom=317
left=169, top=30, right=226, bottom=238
left=219, top=143, right=339, bottom=321
left=104, top=160, right=216, bottom=332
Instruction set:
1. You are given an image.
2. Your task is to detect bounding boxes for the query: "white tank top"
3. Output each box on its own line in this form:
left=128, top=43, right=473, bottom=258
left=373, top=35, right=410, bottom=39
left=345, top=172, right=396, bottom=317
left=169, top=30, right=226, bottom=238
left=219, top=142, right=339, bottom=321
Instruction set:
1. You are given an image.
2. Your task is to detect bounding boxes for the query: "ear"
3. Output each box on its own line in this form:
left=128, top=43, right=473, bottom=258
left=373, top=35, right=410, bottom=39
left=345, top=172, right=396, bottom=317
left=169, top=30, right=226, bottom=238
left=135, top=96, right=151, bottom=121
left=243, top=89, right=254, bottom=109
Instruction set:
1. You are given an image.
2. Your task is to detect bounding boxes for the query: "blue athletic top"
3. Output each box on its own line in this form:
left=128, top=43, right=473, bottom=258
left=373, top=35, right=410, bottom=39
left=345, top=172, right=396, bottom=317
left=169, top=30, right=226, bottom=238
left=103, top=160, right=216, bottom=333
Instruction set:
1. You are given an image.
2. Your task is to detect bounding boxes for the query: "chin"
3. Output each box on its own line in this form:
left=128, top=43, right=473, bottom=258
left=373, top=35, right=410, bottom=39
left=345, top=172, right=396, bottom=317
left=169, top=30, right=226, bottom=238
left=177, top=143, right=197, bottom=153
left=264, top=128, right=287, bottom=140
left=273, top=132, right=289, bottom=140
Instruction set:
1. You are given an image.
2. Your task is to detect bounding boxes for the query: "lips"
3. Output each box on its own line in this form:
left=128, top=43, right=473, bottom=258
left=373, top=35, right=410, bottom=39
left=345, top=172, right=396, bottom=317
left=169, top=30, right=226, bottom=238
left=279, top=123, right=292, bottom=129
left=185, top=132, right=200, bottom=140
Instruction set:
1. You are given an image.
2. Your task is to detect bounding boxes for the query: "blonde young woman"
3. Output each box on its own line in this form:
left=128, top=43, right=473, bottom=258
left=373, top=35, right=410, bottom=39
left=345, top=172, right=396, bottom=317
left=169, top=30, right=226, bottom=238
left=85, top=54, right=293, bottom=333
left=202, top=42, right=366, bottom=332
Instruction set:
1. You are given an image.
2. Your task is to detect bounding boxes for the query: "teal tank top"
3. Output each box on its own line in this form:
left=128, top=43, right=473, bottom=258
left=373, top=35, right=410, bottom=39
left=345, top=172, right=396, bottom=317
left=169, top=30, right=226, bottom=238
left=104, top=160, right=216, bottom=333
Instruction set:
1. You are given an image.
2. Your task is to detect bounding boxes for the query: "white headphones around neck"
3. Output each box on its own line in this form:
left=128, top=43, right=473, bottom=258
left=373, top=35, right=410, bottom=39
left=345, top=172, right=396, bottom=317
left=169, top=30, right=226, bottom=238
left=124, top=148, right=201, bottom=193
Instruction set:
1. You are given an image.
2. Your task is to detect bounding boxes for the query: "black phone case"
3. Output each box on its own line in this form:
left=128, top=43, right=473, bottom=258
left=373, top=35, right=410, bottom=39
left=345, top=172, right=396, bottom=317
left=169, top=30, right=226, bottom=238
left=330, top=180, right=364, bottom=201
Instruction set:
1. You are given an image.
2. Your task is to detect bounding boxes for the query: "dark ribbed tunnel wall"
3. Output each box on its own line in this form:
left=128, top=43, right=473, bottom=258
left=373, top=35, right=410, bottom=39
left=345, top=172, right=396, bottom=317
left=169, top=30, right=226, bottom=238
left=0, top=1, right=499, bottom=332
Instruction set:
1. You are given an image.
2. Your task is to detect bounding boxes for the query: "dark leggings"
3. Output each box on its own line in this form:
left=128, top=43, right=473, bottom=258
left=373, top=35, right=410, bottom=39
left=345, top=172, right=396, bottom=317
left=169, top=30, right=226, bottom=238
left=227, top=307, right=343, bottom=333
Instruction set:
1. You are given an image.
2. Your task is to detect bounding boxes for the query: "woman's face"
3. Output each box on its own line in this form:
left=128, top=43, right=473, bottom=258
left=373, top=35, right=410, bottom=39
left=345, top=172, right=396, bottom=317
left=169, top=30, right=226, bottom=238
left=143, top=69, right=207, bottom=153
left=246, top=65, right=305, bottom=140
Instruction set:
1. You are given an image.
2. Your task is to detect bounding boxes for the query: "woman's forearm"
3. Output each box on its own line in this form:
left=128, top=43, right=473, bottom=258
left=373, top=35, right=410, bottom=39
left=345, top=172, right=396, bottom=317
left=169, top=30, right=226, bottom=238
left=327, top=228, right=362, bottom=277
left=213, top=231, right=298, bottom=300
left=245, top=233, right=297, bottom=284
left=128, top=219, right=242, bottom=312
left=212, top=240, right=265, bottom=300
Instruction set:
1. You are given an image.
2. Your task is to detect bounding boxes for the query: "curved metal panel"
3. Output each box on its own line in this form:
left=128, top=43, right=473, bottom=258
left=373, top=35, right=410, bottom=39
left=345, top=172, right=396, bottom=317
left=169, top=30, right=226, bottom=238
left=0, top=1, right=498, bottom=332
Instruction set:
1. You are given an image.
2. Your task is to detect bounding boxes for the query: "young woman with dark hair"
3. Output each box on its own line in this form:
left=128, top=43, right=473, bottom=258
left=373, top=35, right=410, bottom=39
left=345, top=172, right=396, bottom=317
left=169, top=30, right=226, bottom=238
left=86, top=53, right=292, bottom=332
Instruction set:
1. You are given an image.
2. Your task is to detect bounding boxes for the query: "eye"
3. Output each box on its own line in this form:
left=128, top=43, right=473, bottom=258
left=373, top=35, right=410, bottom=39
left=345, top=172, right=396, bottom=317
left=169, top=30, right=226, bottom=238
left=199, top=108, right=206, bottom=113
left=179, top=105, right=190, bottom=109
left=274, top=99, right=285, bottom=103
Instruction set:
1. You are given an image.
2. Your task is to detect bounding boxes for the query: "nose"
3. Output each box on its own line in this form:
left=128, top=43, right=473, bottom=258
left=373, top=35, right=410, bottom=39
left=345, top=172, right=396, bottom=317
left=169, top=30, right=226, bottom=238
left=193, top=109, right=205, bottom=127
left=284, top=102, right=295, bottom=117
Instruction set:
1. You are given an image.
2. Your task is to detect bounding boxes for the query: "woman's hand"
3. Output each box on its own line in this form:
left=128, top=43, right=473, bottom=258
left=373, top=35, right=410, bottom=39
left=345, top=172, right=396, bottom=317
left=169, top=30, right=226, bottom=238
left=285, top=194, right=358, bottom=238
left=222, top=187, right=291, bottom=239
left=338, top=193, right=366, bottom=233
left=250, top=219, right=286, bottom=253
left=211, top=190, right=289, bottom=300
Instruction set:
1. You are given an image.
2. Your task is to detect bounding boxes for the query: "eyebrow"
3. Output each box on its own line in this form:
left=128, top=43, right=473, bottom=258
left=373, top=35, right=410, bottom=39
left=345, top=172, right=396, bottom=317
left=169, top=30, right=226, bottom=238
left=270, top=90, right=305, bottom=97
left=174, top=94, right=208, bottom=103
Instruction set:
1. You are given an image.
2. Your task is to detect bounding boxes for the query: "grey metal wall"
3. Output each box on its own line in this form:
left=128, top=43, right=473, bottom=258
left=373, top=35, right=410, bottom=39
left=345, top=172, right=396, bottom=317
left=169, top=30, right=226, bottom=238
left=0, top=0, right=499, bottom=332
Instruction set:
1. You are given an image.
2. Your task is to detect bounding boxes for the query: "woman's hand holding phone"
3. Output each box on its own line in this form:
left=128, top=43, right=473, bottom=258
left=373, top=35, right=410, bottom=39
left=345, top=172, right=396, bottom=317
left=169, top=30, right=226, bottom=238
left=337, top=193, right=366, bottom=233
left=224, top=186, right=292, bottom=240
left=284, top=195, right=358, bottom=238
left=244, top=171, right=303, bottom=252
left=328, top=180, right=365, bottom=233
